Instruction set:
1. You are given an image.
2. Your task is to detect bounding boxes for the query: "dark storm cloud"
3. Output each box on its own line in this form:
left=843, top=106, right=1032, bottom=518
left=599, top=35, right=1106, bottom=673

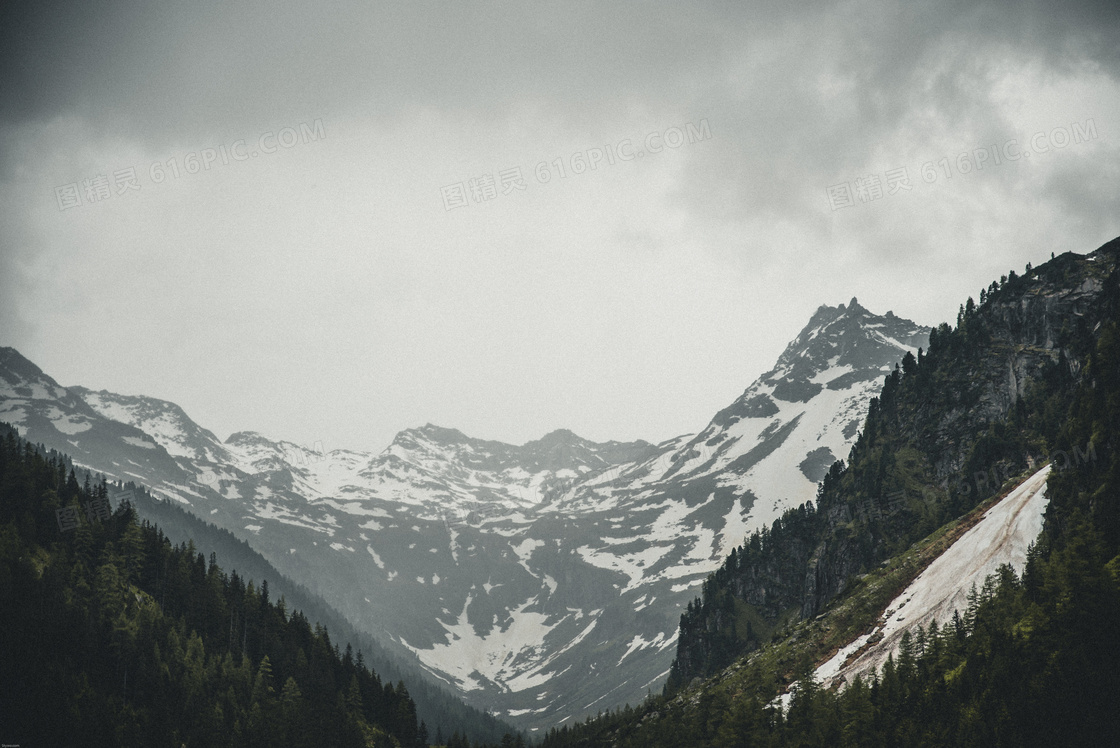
left=0, top=1, right=723, bottom=146
left=1041, top=148, right=1120, bottom=239
left=664, top=0, right=1120, bottom=256
left=2, top=0, right=1115, bottom=172
left=0, top=0, right=1117, bottom=451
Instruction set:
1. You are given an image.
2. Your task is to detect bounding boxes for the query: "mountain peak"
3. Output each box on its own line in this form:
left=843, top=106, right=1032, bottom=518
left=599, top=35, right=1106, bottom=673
left=811, top=298, right=866, bottom=325
left=71, top=386, right=227, bottom=461
left=534, top=428, right=583, bottom=445
left=414, top=423, right=470, bottom=443
left=0, top=346, right=51, bottom=385
left=71, top=386, right=191, bottom=419
left=226, top=430, right=272, bottom=446
left=768, top=300, right=929, bottom=384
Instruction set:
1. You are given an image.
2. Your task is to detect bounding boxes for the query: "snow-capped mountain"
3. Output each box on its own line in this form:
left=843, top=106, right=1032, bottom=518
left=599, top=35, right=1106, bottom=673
left=0, top=349, right=193, bottom=482
left=72, top=386, right=235, bottom=464
left=0, top=299, right=927, bottom=732
left=555, top=299, right=930, bottom=532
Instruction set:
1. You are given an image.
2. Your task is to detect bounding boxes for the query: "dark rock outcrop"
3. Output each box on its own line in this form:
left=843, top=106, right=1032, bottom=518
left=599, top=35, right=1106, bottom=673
left=669, top=238, right=1120, bottom=688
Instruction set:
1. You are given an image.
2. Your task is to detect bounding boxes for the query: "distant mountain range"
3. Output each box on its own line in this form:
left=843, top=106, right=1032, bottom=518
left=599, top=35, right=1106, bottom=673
left=0, top=298, right=928, bottom=732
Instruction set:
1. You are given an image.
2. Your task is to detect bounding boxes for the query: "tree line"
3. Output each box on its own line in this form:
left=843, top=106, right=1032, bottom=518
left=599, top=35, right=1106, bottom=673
left=0, top=426, right=527, bottom=747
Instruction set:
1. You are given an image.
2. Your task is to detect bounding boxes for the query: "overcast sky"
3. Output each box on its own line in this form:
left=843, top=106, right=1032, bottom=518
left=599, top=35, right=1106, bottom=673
left=2, top=0, right=1118, bottom=454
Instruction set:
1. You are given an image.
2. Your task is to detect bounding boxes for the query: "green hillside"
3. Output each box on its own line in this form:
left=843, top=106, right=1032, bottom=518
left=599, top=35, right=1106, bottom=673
left=539, top=241, right=1120, bottom=746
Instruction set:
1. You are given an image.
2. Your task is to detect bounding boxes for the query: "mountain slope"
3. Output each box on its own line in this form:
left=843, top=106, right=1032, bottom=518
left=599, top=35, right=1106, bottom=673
left=106, top=471, right=517, bottom=745
left=668, top=242, right=1120, bottom=688
left=536, top=236, right=1120, bottom=748
left=0, top=349, right=194, bottom=483
left=0, top=404, right=515, bottom=742
left=0, top=428, right=429, bottom=748
left=814, top=464, right=1050, bottom=690
left=0, top=299, right=927, bottom=731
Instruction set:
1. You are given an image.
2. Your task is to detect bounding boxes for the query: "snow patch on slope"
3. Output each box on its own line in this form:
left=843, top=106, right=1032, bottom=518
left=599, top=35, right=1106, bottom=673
left=400, top=594, right=585, bottom=694
left=818, top=466, right=1050, bottom=689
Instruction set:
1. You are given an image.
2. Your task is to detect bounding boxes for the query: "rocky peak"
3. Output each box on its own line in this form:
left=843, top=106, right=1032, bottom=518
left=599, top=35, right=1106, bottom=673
left=73, top=387, right=227, bottom=462
left=0, top=347, right=68, bottom=400
left=767, top=300, right=929, bottom=386
left=0, top=347, right=48, bottom=383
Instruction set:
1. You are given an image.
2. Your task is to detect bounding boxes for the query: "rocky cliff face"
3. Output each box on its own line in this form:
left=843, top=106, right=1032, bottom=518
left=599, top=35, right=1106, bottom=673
left=671, top=238, right=1120, bottom=686
left=806, top=244, right=1118, bottom=618
left=912, top=252, right=1109, bottom=481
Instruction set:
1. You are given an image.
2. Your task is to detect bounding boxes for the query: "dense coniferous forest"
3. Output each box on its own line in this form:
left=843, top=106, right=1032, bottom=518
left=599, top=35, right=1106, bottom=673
left=4, top=249, right=1117, bottom=747
left=539, top=250, right=1120, bottom=746
left=109, top=474, right=515, bottom=746
left=0, top=428, right=526, bottom=747
left=668, top=252, right=1118, bottom=690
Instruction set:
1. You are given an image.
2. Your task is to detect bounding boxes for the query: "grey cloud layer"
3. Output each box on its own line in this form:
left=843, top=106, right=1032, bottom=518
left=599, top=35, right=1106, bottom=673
left=0, top=0, right=1117, bottom=451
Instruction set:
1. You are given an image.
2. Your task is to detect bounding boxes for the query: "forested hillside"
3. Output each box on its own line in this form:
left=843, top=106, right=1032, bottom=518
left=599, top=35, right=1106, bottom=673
left=539, top=241, right=1120, bottom=746
left=668, top=243, right=1119, bottom=688
left=0, top=427, right=522, bottom=747
left=109, top=474, right=515, bottom=745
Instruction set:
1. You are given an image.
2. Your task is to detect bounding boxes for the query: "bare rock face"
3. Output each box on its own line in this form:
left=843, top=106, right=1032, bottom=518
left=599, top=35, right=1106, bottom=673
left=671, top=238, right=1120, bottom=685
left=933, top=250, right=1111, bottom=481
left=806, top=243, right=1119, bottom=619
